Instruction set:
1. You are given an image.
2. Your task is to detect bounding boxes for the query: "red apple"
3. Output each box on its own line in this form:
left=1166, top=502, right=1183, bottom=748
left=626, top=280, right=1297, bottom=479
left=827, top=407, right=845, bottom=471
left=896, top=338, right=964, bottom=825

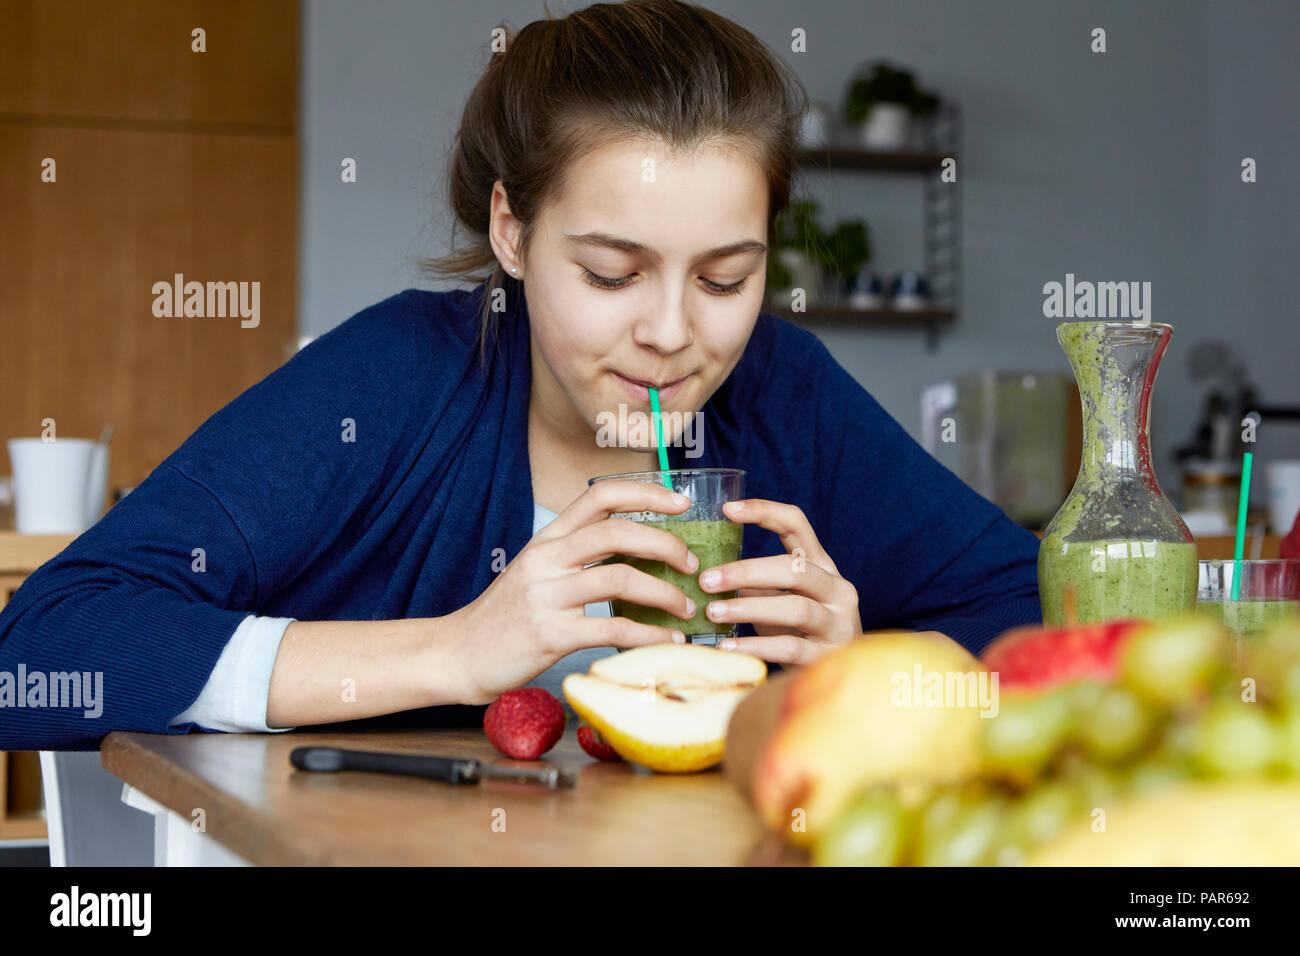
left=981, top=619, right=1147, bottom=693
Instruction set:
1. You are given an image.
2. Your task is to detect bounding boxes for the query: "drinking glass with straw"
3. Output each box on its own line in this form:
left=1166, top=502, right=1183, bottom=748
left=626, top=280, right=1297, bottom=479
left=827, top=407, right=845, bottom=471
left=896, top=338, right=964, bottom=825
left=586, top=387, right=746, bottom=644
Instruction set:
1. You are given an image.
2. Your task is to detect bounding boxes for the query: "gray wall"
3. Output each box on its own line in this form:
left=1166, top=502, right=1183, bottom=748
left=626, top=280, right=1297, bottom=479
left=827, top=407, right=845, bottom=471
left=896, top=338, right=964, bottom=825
left=1199, top=0, right=1300, bottom=498
left=300, top=0, right=1300, bottom=506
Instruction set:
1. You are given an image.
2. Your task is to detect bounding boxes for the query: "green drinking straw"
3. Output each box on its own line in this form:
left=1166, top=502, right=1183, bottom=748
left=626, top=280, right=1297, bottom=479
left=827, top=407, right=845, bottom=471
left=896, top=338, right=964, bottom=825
left=1231, top=451, right=1254, bottom=601
left=648, top=386, right=673, bottom=491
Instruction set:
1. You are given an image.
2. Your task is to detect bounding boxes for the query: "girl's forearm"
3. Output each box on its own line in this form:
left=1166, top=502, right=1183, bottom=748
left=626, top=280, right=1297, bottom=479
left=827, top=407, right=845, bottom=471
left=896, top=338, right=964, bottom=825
left=265, top=616, right=469, bottom=728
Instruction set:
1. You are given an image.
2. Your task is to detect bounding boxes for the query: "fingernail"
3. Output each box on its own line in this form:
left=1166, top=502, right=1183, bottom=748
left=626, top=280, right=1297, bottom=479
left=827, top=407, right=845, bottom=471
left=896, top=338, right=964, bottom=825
left=700, top=569, right=720, bottom=589
left=671, top=630, right=686, bottom=643
left=709, top=601, right=727, bottom=619
left=685, top=598, right=696, bottom=616
left=719, top=639, right=736, bottom=651
left=687, top=551, right=699, bottom=572
left=728, top=500, right=744, bottom=513
left=673, top=493, right=689, bottom=506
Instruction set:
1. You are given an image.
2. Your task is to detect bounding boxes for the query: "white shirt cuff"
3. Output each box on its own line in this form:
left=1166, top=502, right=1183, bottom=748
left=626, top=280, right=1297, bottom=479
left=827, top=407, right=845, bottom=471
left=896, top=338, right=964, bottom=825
left=171, top=614, right=297, bottom=733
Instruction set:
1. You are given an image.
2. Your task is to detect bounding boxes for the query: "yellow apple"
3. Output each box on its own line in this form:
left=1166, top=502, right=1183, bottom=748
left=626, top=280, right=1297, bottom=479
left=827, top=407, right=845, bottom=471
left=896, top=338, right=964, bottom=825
left=751, top=631, right=987, bottom=847
left=562, top=644, right=766, bottom=773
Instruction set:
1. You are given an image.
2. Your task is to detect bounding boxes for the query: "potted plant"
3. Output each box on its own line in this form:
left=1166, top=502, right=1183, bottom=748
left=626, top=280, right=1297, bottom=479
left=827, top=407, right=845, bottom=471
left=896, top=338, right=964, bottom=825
left=845, top=61, right=941, bottom=150
left=767, top=200, right=824, bottom=307
left=825, top=221, right=871, bottom=294
left=766, top=200, right=871, bottom=308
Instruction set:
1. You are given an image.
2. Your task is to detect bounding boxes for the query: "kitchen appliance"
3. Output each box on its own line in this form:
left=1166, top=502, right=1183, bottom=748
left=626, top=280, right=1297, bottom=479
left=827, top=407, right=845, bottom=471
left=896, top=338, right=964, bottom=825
left=1175, top=338, right=1300, bottom=531
left=921, top=370, right=1078, bottom=528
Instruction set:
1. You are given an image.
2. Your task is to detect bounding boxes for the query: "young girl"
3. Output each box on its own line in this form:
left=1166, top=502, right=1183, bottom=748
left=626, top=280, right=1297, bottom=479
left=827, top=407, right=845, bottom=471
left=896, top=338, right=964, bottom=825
left=0, top=0, right=1040, bottom=750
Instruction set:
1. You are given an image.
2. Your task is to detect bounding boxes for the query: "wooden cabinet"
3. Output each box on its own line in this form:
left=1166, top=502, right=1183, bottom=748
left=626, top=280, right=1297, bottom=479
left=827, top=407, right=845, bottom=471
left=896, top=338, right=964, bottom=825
left=0, top=0, right=299, bottom=495
left=0, top=0, right=300, bottom=843
left=0, top=0, right=297, bottom=126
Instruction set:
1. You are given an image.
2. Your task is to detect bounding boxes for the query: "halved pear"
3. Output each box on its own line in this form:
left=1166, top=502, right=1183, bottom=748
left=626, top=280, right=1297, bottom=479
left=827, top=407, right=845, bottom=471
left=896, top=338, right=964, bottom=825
left=563, top=644, right=766, bottom=773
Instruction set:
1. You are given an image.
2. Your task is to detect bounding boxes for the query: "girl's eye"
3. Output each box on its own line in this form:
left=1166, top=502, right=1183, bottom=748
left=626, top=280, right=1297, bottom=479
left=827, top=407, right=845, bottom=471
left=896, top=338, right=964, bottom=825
left=581, top=268, right=636, bottom=290
left=581, top=268, right=747, bottom=297
left=701, top=277, right=747, bottom=296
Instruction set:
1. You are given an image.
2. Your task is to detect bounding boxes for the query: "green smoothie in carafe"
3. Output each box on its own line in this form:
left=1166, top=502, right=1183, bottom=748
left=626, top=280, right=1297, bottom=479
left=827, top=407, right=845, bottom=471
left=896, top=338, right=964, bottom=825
left=611, top=518, right=743, bottom=635
left=1038, top=321, right=1198, bottom=626
left=1039, top=538, right=1198, bottom=625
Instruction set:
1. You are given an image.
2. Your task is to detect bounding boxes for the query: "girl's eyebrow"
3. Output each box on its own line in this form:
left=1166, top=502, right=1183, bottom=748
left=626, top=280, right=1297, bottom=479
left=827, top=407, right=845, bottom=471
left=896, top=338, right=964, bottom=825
left=564, top=232, right=767, bottom=264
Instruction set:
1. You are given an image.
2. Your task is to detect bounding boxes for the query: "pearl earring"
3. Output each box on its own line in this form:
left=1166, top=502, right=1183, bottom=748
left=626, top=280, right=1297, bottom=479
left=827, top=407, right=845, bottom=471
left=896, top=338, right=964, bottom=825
left=511, top=267, right=518, bottom=274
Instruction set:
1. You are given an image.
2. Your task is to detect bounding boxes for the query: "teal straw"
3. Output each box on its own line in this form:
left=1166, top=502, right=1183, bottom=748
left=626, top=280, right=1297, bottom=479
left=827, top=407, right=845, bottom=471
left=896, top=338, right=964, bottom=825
left=648, top=387, right=673, bottom=491
left=1231, top=451, right=1253, bottom=601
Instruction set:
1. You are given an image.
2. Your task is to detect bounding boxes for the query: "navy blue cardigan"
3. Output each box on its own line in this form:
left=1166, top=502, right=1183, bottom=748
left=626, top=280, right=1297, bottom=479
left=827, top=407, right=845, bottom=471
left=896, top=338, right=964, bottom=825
left=0, top=283, right=1041, bottom=749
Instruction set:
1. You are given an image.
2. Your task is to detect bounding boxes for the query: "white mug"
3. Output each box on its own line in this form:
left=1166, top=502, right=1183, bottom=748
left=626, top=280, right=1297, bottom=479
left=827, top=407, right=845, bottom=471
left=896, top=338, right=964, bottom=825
left=7, top=438, right=110, bottom=534
left=1267, top=460, right=1300, bottom=536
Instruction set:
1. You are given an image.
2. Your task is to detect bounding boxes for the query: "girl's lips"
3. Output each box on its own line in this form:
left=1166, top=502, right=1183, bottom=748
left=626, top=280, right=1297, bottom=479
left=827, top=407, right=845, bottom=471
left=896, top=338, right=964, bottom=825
left=614, top=372, right=690, bottom=404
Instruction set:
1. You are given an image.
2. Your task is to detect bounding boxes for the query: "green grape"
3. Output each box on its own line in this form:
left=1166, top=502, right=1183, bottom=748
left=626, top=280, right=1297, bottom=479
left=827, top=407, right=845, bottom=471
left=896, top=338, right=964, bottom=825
left=1152, top=714, right=1200, bottom=764
left=980, top=690, right=1073, bottom=782
left=1002, top=781, right=1082, bottom=850
left=1121, top=618, right=1226, bottom=707
left=1275, top=706, right=1300, bottom=777
left=916, top=787, right=965, bottom=837
left=1279, top=660, right=1300, bottom=711
left=1065, top=680, right=1107, bottom=719
left=1122, top=758, right=1193, bottom=796
left=1237, top=626, right=1300, bottom=703
left=915, top=789, right=1007, bottom=867
left=1064, top=759, right=1123, bottom=811
left=1191, top=699, right=1280, bottom=777
left=1078, top=686, right=1157, bottom=764
left=812, top=787, right=906, bottom=867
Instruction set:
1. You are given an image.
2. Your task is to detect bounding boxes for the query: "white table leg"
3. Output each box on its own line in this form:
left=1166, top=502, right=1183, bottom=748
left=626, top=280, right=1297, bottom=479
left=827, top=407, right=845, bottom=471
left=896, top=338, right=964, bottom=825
left=120, top=784, right=252, bottom=866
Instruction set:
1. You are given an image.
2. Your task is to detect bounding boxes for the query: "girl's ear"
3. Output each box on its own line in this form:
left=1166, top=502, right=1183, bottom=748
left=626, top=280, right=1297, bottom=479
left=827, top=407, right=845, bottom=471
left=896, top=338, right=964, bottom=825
left=487, top=180, right=524, bottom=274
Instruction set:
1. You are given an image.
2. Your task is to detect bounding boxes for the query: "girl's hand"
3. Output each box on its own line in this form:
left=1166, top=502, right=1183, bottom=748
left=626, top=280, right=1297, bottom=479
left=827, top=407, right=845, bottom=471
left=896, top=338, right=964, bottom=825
left=452, top=480, right=699, bottom=704
left=699, top=498, right=861, bottom=666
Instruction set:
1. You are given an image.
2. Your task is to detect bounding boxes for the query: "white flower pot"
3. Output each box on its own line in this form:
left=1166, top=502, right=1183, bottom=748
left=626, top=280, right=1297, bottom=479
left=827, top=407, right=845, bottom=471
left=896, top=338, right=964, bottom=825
left=798, top=102, right=830, bottom=148
left=859, top=103, right=912, bottom=150
left=777, top=248, right=823, bottom=307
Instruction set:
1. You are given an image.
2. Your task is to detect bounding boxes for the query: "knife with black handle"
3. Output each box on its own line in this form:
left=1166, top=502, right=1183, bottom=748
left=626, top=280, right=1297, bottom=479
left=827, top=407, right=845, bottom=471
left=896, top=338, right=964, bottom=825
left=289, top=745, right=577, bottom=789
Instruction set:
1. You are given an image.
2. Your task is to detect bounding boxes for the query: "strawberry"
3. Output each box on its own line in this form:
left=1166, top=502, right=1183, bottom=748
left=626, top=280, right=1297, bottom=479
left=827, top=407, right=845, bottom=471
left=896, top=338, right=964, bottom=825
left=577, top=722, right=623, bottom=762
left=483, top=687, right=566, bottom=760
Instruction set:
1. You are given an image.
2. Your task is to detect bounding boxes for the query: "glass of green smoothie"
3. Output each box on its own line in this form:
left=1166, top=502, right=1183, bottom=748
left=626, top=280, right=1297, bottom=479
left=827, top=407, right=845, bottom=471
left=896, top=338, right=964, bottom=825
left=1196, top=559, right=1300, bottom=638
left=587, top=468, right=744, bottom=645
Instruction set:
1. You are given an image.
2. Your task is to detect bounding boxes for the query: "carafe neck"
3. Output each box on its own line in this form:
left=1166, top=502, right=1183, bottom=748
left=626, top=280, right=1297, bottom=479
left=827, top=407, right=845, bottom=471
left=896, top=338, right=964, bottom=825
left=1062, top=322, right=1170, bottom=484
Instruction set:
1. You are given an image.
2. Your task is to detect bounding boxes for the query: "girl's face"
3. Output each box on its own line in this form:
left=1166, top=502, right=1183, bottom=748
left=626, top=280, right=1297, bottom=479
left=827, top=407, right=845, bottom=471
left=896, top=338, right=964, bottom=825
left=497, top=138, right=769, bottom=451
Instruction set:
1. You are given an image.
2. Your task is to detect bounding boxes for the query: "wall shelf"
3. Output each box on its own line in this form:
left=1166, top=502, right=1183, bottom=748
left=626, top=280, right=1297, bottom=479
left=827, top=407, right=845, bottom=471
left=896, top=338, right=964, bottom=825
left=784, top=104, right=962, bottom=352
left=764, top=301, right=954, bottom=348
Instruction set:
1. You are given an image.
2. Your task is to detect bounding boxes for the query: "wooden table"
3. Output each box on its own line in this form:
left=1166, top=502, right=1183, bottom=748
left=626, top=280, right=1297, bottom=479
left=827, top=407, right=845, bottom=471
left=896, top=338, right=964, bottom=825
left=101, top=726, right=773, bottom=865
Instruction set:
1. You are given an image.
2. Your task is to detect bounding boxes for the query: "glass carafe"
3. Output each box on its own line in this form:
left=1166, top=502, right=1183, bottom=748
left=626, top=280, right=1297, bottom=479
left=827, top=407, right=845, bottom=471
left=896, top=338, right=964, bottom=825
left=1038, top=321, right=1197, bottom=625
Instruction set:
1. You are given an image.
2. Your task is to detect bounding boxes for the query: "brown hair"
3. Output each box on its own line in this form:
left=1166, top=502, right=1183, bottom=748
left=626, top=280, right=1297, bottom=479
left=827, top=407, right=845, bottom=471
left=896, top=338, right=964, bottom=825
left=423, top=0, right=809, bottom=364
